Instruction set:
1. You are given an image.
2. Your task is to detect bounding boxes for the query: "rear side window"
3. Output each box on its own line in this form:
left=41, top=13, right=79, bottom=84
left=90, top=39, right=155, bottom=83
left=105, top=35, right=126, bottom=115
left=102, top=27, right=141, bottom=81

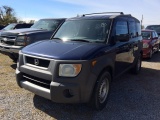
left=15, top=24, right=32, bottom=29
left=136, top=22, right=141, bottom=36
left=15, top=24, right=23, bottom=29
left=129, top=21, right=136, bottom=37
left=22, top=24, right=32, bottom=28
left=116, top=21, right=128, bottom=35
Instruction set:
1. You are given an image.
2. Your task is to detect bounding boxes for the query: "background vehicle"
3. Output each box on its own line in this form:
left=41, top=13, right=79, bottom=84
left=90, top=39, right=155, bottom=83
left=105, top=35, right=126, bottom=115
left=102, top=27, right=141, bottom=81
left=0, top=23, right=33, bottom=32
left=146, top=25, right=160, bottom=48
left=142, top=29, right=159, bottom=59
left=0, top=18, right=65, bottom=61
left=146, top=25, right=160, bottom=35
left=16, top=12, right=142, bottom=110
left=0, top=25, right=6, bottom=30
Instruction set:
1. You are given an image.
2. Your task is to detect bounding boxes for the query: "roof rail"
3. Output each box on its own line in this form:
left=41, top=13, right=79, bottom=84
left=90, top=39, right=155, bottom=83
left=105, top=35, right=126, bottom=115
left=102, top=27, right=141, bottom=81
left=82, top=12, right=124, bottom=16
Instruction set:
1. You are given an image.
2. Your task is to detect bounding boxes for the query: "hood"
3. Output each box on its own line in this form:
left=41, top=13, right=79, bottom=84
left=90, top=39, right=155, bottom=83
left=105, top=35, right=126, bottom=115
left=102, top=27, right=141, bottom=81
left=22, top=40, right=107, bottom=60
left=142, top=39, right=151, bottom=44
left=0, top=28, right=47, bottom=36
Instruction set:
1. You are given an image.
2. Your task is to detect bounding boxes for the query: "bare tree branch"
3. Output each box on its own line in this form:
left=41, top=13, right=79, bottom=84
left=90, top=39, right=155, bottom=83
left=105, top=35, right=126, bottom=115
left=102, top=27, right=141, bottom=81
left=0, top=5, right=18, bottom=25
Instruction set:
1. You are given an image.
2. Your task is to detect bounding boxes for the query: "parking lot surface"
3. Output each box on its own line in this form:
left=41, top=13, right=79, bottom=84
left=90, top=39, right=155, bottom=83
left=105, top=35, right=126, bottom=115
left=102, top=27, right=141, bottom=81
left=0, top=52, right=160, bottom=120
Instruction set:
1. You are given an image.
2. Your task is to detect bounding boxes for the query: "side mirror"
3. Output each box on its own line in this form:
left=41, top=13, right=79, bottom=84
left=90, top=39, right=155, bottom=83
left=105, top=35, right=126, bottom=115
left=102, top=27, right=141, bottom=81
left=115, top=34, right=130, bottom=42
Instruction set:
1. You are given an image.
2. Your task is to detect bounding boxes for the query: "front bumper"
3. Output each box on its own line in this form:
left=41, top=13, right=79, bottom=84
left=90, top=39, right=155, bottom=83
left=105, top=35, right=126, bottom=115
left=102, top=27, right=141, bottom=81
left=16, top=68, right=96, bottom=103
left=142, top=48, right=150, bottom=58
left=0, top=43, right=23, bottom=54
left=16, top=55, right=97, bottom=103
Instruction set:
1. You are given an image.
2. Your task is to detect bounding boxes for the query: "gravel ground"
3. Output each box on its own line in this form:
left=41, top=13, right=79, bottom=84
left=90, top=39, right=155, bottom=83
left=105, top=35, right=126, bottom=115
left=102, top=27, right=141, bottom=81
left=0, top=51, right=160, bottom=120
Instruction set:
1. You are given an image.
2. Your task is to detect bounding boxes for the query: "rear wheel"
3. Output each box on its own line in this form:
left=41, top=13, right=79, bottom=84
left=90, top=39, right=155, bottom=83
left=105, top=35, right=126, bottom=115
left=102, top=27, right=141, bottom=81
left=89, top=71, right=111, bottom=110
left=131, top=54, right=142, bottom=74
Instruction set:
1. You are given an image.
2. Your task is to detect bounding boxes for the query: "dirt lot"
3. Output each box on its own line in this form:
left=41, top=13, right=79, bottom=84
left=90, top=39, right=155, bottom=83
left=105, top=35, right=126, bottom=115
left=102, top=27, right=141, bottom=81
left=0, top=52, right=160, bottom=120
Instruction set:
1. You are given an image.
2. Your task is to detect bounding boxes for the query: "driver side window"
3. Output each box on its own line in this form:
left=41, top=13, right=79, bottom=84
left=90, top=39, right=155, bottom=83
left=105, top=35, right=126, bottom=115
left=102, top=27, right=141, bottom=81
left=152, top=32, right=155, bottom=38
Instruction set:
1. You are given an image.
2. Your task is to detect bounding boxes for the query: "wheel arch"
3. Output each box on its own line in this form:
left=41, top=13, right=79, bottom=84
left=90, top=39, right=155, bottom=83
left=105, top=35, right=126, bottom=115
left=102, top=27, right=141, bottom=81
left=88, top=65, right=113, bottom=102
left=97, top=66, right=113, bottom=82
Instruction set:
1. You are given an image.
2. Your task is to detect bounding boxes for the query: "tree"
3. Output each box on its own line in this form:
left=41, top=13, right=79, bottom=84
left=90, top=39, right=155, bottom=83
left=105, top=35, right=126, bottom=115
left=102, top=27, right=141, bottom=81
left=29, top=20, right=35, bottom=24
left=141, top=25, right=145, bottom=29
left=0, top=5, right=18, bottom=25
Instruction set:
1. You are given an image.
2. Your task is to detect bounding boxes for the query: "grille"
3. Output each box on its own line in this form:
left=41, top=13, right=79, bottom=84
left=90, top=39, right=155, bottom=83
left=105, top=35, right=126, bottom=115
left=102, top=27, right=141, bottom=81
left=7, top=36, right=16, bottom=39
left=0, top=36, right=16, bottom=45
left=23, top=73, right=51, bottom=89
left=25, top=56, right=50, bottom=68
left=1, top=41, right=14, bottom=45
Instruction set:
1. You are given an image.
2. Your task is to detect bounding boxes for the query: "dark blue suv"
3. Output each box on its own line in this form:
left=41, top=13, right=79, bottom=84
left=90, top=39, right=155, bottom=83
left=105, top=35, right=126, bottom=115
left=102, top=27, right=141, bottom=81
left=16, top=12, right=143, bottom=110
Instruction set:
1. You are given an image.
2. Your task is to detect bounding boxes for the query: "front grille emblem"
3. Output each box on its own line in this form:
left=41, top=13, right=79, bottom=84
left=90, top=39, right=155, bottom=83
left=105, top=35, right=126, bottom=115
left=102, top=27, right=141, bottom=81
left=34, top=59, right=39, bottom=66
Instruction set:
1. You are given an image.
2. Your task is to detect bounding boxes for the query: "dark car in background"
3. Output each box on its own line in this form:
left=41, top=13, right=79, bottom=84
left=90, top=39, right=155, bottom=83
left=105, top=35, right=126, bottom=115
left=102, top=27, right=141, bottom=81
left=0, top=23, right=33, bottom=32
left=146, top=25, right=160, bottom=48
left=16, top=12, right=143, bottom=110
left=146, top=25, right=160, bottom=36
left=142, top=29, right=159, bottom=59
left=0, top=18, right=65, bottom=61
left=0, top=25, right=6, bottom=30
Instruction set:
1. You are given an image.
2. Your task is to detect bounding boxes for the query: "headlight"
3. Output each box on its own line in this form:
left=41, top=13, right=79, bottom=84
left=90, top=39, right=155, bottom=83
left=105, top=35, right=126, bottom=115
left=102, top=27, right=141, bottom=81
left=16, top=36, right=27, bottom=46
left=143, top=43, right=149, bottom=48
left=59, top=64, right=82, bottom=77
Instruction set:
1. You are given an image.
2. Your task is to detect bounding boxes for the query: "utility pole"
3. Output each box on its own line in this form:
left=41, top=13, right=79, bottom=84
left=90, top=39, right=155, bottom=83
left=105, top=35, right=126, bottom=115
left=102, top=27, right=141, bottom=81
left=141, top=14, right=143, bottom=29
left=0, top=9, right=2, bottom=20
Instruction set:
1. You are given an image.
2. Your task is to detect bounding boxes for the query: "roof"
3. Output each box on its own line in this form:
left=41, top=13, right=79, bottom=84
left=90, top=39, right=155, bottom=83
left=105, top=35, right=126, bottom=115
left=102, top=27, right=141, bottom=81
left=39, top=18, right=66, bottom=20
left=68, top=15, right=113, bottom=20
left=142, top=29, right=155, bottom=32
left=67, top=13, right=138, bottom=21
left=146, top=25, right=160, bottom=27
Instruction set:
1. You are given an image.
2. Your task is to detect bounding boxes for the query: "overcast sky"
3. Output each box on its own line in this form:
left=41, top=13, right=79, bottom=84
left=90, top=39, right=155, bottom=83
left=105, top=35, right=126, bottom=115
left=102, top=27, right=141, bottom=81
left=1, top=0, right=160, bottom=26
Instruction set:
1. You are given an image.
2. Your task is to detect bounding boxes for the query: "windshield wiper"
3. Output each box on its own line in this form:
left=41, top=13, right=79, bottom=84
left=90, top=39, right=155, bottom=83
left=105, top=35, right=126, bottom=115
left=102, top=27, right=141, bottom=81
left=93, top=40, right=104, bottom=43
left=52, top=37, right=62, bottom=40
left=70, top=39, right=90, bottom=42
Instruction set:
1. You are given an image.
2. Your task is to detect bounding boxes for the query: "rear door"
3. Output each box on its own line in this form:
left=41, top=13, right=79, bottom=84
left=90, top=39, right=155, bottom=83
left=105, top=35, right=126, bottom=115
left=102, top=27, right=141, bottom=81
left=127, top=19, right=140, bottom=65
left=114, top=18, right=131, bottom=76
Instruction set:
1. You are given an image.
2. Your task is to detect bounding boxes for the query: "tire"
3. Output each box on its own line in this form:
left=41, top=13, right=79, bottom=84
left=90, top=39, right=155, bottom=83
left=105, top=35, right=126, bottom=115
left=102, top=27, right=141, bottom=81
left=149, top=49, right=153, bottom=59
left=8, top=53, right=18, bottom=62
left=131, top=54, right=142, bottom=74
left=155, top=45, right=159, bottom=53
left=89, top=71, right=111, bottom=110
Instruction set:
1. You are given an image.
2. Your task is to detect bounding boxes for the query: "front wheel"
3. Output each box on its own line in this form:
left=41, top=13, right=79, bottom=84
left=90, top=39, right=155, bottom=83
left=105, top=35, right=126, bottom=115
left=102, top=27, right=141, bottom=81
left=8, top=53, right=18, bottom=62
left=89, top=71, right=111, bottom=110
left=149, top=49, right=153, bottom=59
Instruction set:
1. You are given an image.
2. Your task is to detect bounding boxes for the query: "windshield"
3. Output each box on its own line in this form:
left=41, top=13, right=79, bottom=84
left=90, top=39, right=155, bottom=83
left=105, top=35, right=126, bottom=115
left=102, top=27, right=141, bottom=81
left=3, top=23, right=16, bottom=31
left=54, top=19, right=111, bottom=42
left=146, top=25, right=160, bottom=33
left=142, top=31, right=151, bottom=40
left=31, top=19, right=62, bottom=31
